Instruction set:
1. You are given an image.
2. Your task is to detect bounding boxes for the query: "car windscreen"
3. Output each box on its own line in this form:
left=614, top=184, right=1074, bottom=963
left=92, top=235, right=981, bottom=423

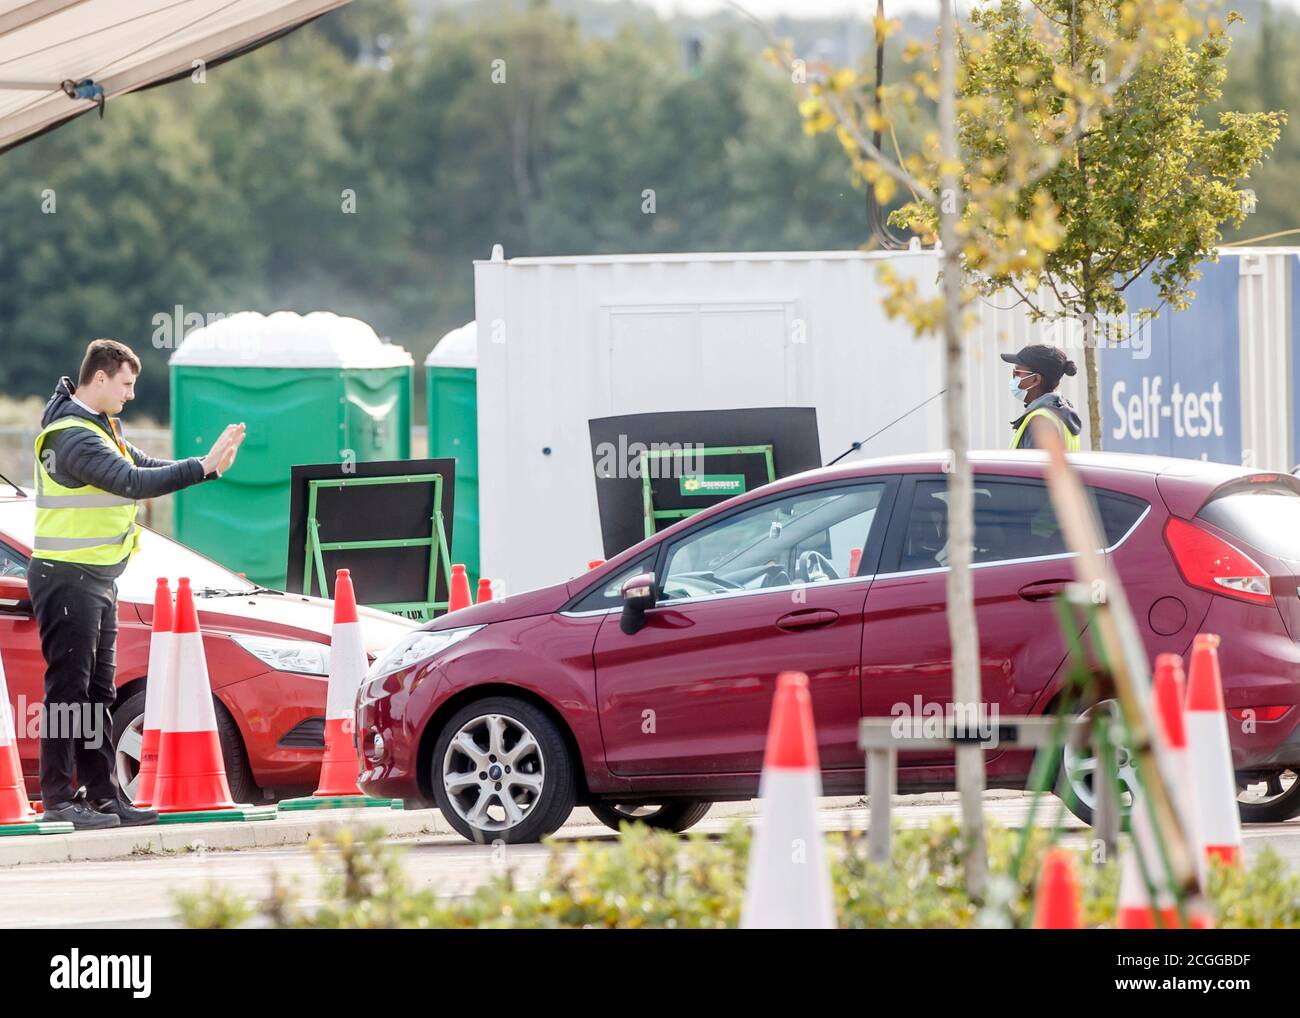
left=1197, top=486, right=1300, bottom=561
left=0, top=501, right=257, bottom=602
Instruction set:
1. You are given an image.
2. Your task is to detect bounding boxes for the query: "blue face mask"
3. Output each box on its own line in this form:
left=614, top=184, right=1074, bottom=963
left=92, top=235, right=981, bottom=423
left=1009, top=373, right=1036, bottom=403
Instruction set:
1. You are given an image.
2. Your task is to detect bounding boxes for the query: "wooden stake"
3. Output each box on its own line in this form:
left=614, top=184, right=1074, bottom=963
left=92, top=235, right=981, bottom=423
left=1030, top=417, right=1199, bottom=900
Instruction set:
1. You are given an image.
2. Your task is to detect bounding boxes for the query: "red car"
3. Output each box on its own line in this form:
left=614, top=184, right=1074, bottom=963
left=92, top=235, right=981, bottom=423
left=0, top=491, right=415, bottom=803
left=357, top=451, right=1300, bottom=844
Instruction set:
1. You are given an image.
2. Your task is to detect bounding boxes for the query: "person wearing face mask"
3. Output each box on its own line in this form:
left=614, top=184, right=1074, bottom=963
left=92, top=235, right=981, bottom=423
left=1001, top=343, right=1083, bottom=451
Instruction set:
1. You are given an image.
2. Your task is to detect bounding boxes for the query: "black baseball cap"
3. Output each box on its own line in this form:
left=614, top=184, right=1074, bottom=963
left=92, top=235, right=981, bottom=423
left=1000, top=344, right=1077, bottom=387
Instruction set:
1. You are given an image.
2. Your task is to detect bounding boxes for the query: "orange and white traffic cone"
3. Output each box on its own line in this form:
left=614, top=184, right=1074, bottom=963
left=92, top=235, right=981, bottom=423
left=152, top=577, right=273, bottom=823
left=1, top=648, right=72, bottom=835
left=476, top=577, right=493, bottom=604
left=448, top=564, right=472, bottom=612
left=132, top=578, right=172, bottom=808
left=279, top=569, right=398, bottom=811
left=1116, top=655, right=1212, bottom=929
left=1186, top=634, right=1243, bottom=867
left=1152, top=653, right=1207, bottom=889
left=1115, top=780, right=1182, bottom=929
left=1033, top=848, right=1082, bottom=928
left=741, top=672, right=835, bottom=929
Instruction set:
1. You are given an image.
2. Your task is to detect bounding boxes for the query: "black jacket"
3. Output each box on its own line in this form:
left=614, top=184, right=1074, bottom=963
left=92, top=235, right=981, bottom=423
left=38, top=377, right=207, bottom=500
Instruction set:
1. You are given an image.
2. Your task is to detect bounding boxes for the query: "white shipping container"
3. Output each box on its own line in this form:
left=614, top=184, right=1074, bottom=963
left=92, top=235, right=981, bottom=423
left=470, top=246, right=1300, bottom=596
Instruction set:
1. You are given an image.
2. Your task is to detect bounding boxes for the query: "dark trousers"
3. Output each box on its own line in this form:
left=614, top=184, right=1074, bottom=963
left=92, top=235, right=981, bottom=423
left=27, top=559, right=120, bottom=806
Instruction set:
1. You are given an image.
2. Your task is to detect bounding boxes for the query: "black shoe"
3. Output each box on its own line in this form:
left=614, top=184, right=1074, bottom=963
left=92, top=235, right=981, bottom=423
left=43, top=800, right=121, bottom=831
left=90, top=795, right=159, bottom=827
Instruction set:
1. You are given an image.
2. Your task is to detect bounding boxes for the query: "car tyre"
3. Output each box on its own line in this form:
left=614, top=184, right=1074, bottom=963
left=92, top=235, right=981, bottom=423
left=430, top=696, right=576, bottom=844
left=1236, top=770, right=1300, bottom=823
left=213, top=698, right=260, bottom=804
left=588, top=801, right=712, bottom=833
left=111, top=689, right=260, bottom=805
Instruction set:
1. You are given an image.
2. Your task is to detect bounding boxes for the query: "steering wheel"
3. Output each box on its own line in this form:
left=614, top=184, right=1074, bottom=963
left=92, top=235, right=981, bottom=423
left=795, top=550, right=838, bottom=583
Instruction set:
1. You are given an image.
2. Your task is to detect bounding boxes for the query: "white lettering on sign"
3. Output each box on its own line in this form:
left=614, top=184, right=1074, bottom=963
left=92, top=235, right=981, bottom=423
left=1110, top=377, right=1224, bottom=444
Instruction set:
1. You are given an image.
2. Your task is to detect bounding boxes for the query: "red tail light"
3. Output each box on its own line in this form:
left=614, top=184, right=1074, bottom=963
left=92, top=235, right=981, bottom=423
left=1163, top=516, right=1273, bottom=605
left=1228, top=706, right=1291, bottom=723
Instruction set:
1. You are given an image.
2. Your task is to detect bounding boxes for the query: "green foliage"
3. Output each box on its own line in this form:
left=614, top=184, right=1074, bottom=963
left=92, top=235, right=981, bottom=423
left=1207, top=849, right=1300, bottom=927
left=897, top=0, right=1284, bottom=327
left=0, top=5, right=866, bottom=422
left=174, top=815, right=1300, bottom=930
left=175, top=882, right=255, bottom=930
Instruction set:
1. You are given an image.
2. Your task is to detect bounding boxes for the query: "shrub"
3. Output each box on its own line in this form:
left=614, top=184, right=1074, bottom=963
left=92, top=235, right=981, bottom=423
left=174, top=817, right=1298, bottom=929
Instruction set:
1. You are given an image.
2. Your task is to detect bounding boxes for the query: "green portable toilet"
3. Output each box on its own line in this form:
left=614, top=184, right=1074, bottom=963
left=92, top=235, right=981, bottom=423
left=170, top=311, right=413, bottom=588
left=425, top=321, right=479, bottom=586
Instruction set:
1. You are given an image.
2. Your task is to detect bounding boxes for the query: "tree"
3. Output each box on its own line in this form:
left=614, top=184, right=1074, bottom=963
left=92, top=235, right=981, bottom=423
left=756, top=0, right=1227, bottom=894
left=891, top=1, right=1284, bottom=449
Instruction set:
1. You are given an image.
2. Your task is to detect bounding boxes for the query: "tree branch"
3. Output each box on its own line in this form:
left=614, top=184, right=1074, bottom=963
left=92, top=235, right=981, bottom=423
left=724, top=0, right=937, bottom=205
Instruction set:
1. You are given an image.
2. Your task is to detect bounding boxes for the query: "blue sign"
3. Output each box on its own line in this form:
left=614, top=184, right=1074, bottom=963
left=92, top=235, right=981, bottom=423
left=1099, top=258, right=1241, bottom=463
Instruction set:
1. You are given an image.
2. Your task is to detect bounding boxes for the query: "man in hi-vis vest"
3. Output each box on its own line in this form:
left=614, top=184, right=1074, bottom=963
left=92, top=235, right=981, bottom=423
left=32, top=339, right=245, bottom=829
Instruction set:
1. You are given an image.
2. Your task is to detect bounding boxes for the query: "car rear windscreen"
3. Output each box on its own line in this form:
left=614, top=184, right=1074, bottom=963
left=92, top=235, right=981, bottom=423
left=1197, top=486, right=1300, bottom=561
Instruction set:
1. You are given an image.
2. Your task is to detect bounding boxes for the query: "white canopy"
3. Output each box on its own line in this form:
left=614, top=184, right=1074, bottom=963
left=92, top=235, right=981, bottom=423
left=0, top=0, right=350, bottom=153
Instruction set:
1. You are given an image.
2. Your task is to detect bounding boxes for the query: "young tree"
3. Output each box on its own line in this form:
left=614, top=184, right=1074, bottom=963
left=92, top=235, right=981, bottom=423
left=891, top=1, right=1284, bottom=448
left=751, top=0, right=1225, bottom=894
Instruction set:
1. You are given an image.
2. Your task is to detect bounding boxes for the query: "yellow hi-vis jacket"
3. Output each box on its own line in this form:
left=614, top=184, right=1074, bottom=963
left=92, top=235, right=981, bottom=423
left=32, top=417, right=140, bottom=566
left=1011, top=408, right=1081, bottom=452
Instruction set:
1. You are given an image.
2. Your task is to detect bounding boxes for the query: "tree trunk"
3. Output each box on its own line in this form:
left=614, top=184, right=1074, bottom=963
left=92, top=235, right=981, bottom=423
left=938, top=0, right=987, bottom=898
left=1084, top=315, right=1102, bottom=450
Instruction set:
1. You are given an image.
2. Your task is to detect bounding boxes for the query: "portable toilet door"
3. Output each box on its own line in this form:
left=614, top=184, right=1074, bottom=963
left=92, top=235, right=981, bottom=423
left=169, top=311, right=413, bottom=588
left=426, top=321, right=479, bottom=587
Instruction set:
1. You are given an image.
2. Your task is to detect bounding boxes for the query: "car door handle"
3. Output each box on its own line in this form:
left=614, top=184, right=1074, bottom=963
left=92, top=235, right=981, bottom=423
left=776, top=609, right=840, bottom=631
left=1017, top=580, right=1071, bottom=603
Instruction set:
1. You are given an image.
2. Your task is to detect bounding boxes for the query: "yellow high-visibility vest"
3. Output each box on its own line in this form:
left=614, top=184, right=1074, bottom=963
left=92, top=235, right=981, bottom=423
left=1011, top=408, right=1081, bottom=452
left=32, top=417, right=140, bottom=566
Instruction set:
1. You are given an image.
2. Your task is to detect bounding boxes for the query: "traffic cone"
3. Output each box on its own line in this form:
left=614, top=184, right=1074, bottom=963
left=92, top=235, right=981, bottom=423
left=1186, top=634, right=1243, bottom=866
left=476, top=577, right=493, bottom=603
left=849, top=547, right=863, bottom=577
left=741, top=672, right=835, bottom=929
left=1115, top=780, right=1182, bottom=928
left=279, top=570, right=399, bottom=812
left=132, top=579, right=173, bottom=808
left=0, top=649, right=72, bottom=835
left=151, top=577, right=274, bottom=823
left=448, top=564, right=472, bottom=612
left=1152, top=653, right=1206, bottom=887
left=1033, top=848, right=1082, bottom=928
left=1116, top=658, right=1212, bottom=930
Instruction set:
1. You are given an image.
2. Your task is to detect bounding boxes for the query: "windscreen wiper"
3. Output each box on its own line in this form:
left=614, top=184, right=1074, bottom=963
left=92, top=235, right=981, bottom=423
left=193, top=585, right=283, bottom=598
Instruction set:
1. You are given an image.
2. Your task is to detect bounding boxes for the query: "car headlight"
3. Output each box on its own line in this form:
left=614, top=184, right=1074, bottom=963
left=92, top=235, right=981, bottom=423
left=232, top=635, right=331, bottom=677
left=366, top=626, right=482, bottom=682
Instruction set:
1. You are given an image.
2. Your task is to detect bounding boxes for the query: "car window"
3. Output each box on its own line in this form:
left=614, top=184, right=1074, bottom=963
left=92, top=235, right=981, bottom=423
left=660, top=482, right=886, bottom=601
left=1197, top=488, right=1300, bottom=561
left=570, top=556, right=655, bottom=612
left=896, top=479, right=1147, bottom=571
left=0, top=541, right=26, bottom=579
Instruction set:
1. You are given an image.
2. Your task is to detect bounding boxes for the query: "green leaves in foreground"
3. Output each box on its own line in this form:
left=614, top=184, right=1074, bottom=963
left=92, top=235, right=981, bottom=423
left=175, top=817, right=1300, bottom=929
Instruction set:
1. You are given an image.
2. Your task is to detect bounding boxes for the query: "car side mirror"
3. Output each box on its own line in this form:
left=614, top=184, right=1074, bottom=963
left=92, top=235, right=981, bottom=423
left=619, top=572, right=657, bottom=635
left=0, top=575, right=31, bottom=616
